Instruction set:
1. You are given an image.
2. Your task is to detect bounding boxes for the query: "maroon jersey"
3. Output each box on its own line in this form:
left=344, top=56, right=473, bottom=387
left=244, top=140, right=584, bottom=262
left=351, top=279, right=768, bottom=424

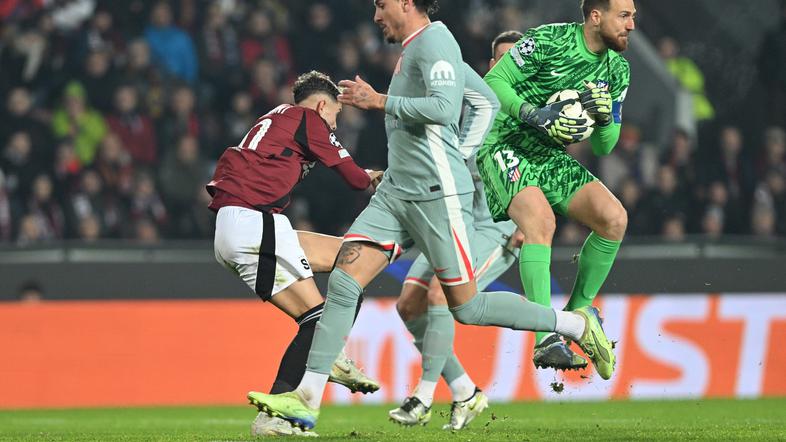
left=207, top=104, right=360, bottom=213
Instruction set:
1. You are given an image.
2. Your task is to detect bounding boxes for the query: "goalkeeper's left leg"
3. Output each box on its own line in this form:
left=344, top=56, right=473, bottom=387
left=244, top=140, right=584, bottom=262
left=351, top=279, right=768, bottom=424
left=564, top=180, right=626, bottom=311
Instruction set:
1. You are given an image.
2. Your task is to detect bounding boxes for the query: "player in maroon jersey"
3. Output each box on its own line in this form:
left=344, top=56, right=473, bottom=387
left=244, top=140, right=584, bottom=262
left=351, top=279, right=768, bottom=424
left=207, top=71, right=383, bottom=436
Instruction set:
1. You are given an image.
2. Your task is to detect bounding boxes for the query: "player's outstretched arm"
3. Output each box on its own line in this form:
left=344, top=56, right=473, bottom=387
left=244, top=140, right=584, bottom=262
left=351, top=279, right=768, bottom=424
left=331, top=161, right=373, bottom=190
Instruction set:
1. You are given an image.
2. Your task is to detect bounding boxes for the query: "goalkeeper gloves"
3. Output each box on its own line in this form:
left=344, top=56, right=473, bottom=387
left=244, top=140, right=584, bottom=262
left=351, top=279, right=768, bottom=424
left=579, top=82, right=612, bottom=126
left=518, top=100, right=591, bottom=144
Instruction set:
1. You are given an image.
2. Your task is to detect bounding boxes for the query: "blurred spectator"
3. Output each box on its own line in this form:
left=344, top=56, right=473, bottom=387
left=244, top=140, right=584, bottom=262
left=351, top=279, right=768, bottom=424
left=0, top=12, right=56, bottom=88
left=16, top=213, right=50, bottom=245
left=17, top=280, right=44, bottom=302
left=240, top=10, right=294, bottom=79
left=2, top=131, right=42, bottom=203
left=158, top=84, right=200, bottom=151
left=134, top=217, right=161, bottom=244
left=69, top=168, right=125, bottom=238
left=248, top=58, right=280, bottom=115
left=198, top=1, right=243, bottom=108
left=107, top=84, right=158, bottom=166
left=79, top=49, right=117, bottom=113
left=598, top=124, right=657, bottom=193
left=751, top=205, right=777, bottom=239
left=757, top=1, right=786, bottom=125
left=0, top=170, right=15, bottom=242
left=50, top=0, right=95, bottom=33
left=662, top=129, right=699, bottom=193
left=753, top=168, right=786, bottom=235
left=757, top=126, right=786, bottom=175
left=0, top=1, right=44, bottom=21
left=121, top=39, right=167, bottom=119
left=51, top=81, right=108, bottom=165
left=144, top=1, right=198, bottom=83
left=94, top=133, right=134, bottom=197
left=224, top=91, right=256, bottom=144
left=77, top=213, right=101, bottom=242
left=658, top=36, right=715, bottom=122
left=71, top=6, right=126, bottom=67
left=1, top=87, right=52, bottom=162
left=662, top=215, right=687, bottom=242
left=701, top=206, right=725, bottom=239
left=158, top=135, right=209, bottom=237
left=190, top=188, right=215, bottom=239
left=52, top=141, right=83, bottom=198
left=705, top=126, right=755, bottom=203
left=556, top=220, right=586, bottom=246
left=26, top=173, right=65, bottom=239
left=639, top=165, right=690, bottom=235
left=129, top=170, right=167, bottom=232
left=293, top=3, right=338, bottom=73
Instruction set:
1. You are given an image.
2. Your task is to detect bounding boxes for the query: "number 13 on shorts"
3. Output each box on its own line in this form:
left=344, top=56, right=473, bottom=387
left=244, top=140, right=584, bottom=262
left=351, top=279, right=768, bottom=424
left=494, top=150, right=520, bottom=170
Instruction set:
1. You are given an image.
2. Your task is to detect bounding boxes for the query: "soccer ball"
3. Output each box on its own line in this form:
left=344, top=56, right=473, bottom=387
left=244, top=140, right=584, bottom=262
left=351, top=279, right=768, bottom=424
left=546, top=89, right=594, bottom=141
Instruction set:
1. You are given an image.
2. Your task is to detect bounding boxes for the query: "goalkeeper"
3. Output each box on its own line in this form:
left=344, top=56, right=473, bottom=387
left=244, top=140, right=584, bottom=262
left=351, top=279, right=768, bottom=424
left=476, top=0, right=635, bottom=371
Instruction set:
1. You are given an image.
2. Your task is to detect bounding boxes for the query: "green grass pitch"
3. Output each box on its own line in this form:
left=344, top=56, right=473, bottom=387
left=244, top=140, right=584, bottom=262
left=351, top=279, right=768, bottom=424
left=2, top=399, right=785, bottom=441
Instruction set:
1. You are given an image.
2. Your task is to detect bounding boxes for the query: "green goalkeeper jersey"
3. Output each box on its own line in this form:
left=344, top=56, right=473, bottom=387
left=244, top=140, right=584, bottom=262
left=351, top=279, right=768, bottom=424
left=483, top=22, right=630, bottom=155
left=378, top=21, right=475, bottom=201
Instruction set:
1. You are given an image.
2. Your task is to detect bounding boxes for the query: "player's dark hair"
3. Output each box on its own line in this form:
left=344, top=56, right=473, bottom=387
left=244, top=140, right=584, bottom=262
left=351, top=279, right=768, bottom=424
left=491, top=30, right=524, bottom=58
left=292, top=71, right=340, bottom=104
left=581, top=0, right=611, bottom=19
left=413, top=0, right=439, bottom=15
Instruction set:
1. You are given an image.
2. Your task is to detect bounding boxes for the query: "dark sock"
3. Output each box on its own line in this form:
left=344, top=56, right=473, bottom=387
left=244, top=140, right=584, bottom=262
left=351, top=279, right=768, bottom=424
left=270, top=302, right=324, bottom=394
left=269, top=293, right=363, bottom=393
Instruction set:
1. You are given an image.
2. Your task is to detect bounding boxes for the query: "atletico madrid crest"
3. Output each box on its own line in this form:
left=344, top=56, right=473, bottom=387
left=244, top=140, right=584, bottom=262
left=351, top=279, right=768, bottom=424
left=507, top=167, right=521, bottom=182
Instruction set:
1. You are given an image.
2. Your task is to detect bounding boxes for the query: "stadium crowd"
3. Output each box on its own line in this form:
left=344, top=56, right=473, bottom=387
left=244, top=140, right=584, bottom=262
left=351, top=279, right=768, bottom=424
left=1, top=0, right=784, bottom=245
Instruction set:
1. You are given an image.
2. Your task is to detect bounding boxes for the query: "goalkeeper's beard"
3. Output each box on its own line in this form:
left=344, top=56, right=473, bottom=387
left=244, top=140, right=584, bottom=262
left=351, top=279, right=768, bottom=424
left=601, top=31, right=629, bottom=52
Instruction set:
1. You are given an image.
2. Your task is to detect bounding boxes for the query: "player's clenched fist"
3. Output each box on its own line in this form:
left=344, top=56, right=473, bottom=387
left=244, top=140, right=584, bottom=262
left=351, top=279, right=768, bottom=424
left=338, top=76, right=387, bottom=111
left=579, top=82, right=612, bottom=126
left=518, top=100, right=591, bottom=145
left=365, top=169, right=384, bottom=189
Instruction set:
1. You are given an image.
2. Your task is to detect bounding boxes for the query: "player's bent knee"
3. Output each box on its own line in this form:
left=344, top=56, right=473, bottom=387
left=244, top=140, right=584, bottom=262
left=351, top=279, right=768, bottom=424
left=449, top=293, right=487, bottom=326
left=604, top=205, right=628, bottom=236
left=396, top=298, right=417, bottom=321
left=326, top=268, right=363, bottom=308
left=426, top=286, right=448, bottom=306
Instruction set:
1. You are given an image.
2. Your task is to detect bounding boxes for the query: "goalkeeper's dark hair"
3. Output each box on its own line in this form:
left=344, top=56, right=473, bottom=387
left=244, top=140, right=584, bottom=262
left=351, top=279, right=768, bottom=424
left=491, top=30, right=524, bottom=58
left=293, top=71, right=340, bottom=104
left=413, top=0, right=439, bottom=15
left=581, top=0, right=611, bottom=19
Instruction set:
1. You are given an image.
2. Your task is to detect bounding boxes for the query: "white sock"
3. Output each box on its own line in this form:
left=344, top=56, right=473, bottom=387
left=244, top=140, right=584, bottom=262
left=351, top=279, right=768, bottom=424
left=412, top=380, right=438, bottom=407
left=296, top=371, right=329, bottom=409
left=554, top=310, right=586, bottom=341
left=448, top=373, right=476, bottom=403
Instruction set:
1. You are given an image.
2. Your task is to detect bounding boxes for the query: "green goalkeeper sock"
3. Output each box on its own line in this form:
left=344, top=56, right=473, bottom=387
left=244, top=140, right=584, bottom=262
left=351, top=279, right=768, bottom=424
left=519, top=244, right=552, bottom=344
left=565, top=232, right=621, bottom=311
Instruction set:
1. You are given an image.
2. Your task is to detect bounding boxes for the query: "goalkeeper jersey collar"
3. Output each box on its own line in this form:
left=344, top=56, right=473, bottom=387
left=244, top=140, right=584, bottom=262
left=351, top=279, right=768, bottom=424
left=576, top=24, right=609, bottom=63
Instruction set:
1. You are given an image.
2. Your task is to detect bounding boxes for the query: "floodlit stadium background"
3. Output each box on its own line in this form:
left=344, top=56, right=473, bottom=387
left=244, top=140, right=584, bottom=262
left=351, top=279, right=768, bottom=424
left=1, top=0, right=785, bottom=409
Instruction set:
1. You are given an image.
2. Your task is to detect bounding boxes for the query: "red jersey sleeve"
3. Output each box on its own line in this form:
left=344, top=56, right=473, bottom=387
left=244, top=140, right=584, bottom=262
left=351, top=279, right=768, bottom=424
left=295, top=109, right=354, bottom=167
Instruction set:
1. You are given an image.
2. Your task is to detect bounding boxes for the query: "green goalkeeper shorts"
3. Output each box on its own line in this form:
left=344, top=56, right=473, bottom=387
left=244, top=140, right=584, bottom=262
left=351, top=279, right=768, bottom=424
left=477, top=142, right=597, bottom=222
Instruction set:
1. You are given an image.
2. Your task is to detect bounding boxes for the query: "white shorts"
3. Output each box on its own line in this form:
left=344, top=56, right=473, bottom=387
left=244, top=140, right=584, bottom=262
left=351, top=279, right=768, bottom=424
left=214, top=206, right=313, bottom=300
